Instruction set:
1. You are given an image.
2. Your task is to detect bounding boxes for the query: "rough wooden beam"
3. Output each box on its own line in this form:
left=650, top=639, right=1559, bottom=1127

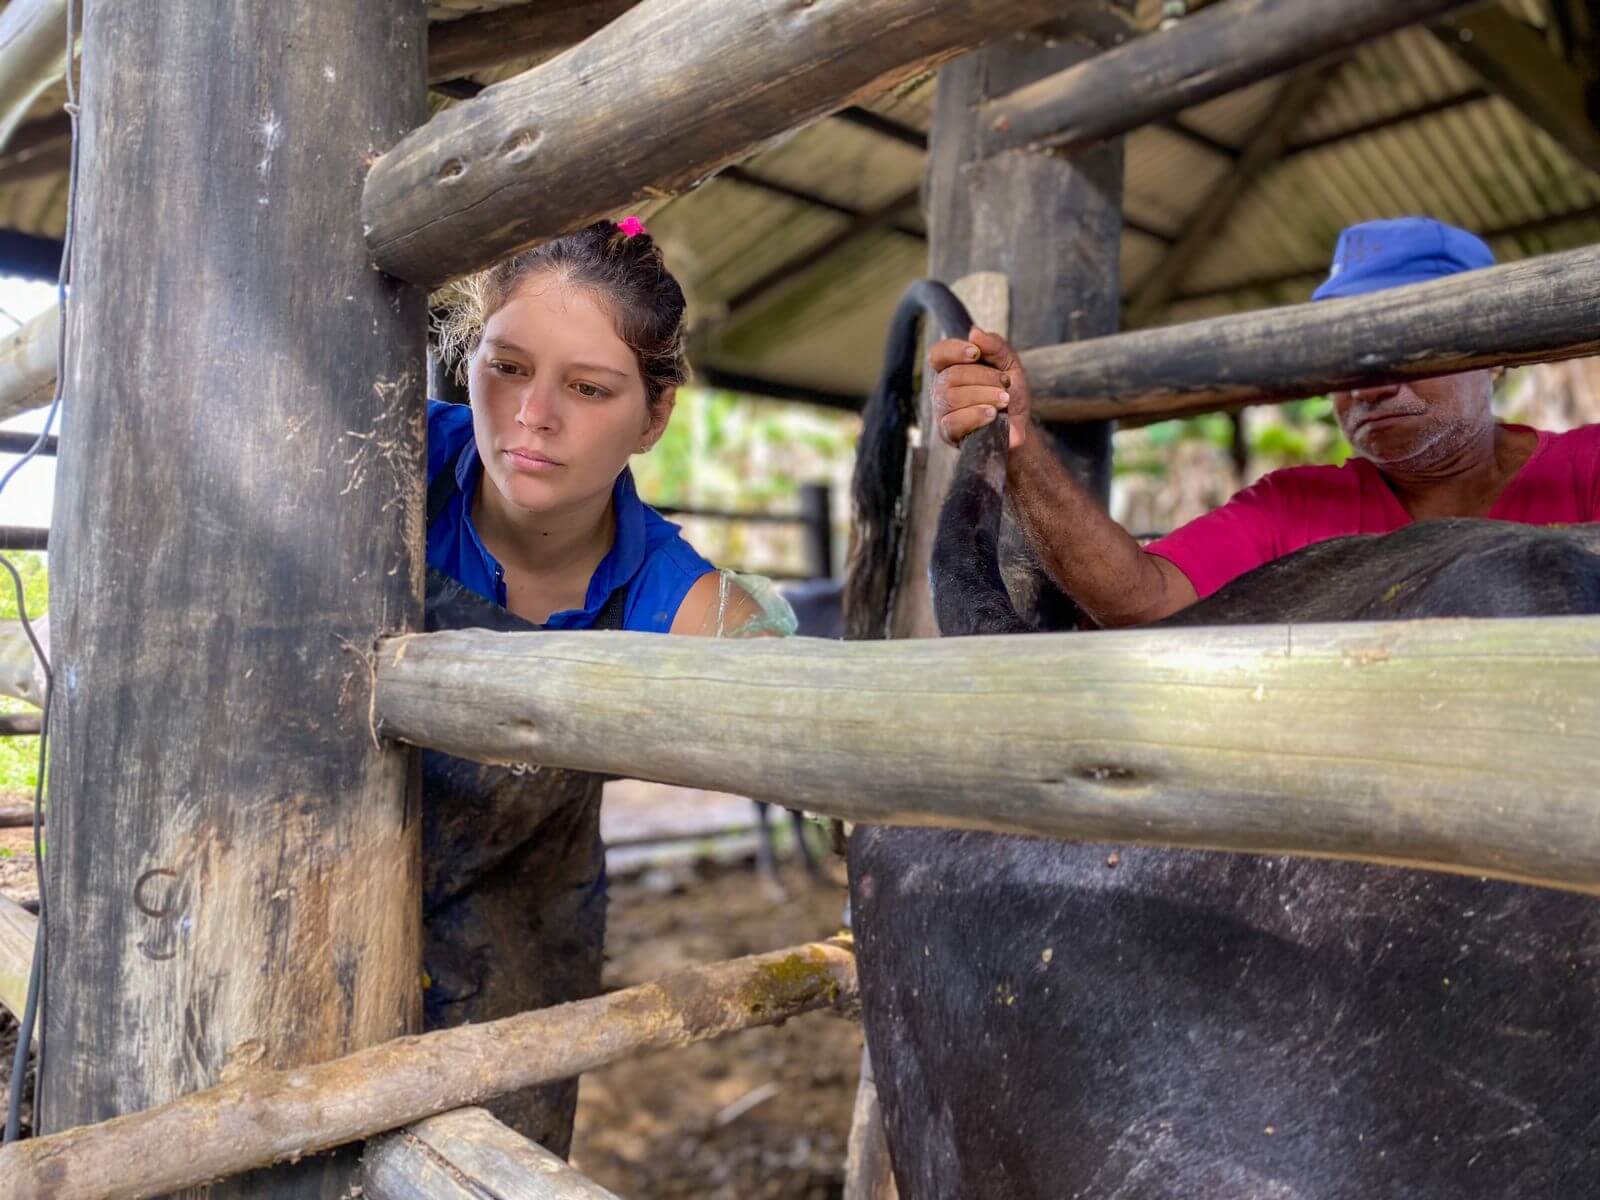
left=981, top=0, right=1477, bottom=154
left=427, top=0, right=636, bottom=82
left=0, top=0, right=66, bottom=148
left=725, top=186, right=921, bottom=318
left=0, top=894, right=34, bottom=1025
left=39, top=5, right=428, bottom=1194
left=0, top=942, right=857, bottom=1200
left=0, top=304, right=56, bottom=423
left=1125, top=63, right=1342, bottom=328
left=1026, top=244, right=1600, bottom=422
left=363, top=0, right=1068, bottom=286
left=1434, top=6, right=1600, bottom=174
left=373, top=616, right=1600, bottom=893
left=0, top=108, right=68, bottom=182
left=365, top=1107, right=623, bottom=1200
left=694, top=366, right=864, bottom=411
left=0, top=713, right=41, bottom=737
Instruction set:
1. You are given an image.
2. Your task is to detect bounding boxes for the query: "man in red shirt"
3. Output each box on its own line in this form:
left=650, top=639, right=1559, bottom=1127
left=931, top=217, right=1600, bottom=626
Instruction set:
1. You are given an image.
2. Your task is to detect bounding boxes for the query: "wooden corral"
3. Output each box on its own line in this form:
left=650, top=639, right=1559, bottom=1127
left=0, top=1, right=1598, bottom=1198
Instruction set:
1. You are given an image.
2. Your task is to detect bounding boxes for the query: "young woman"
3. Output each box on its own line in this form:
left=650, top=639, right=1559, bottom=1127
left=421, top=219, right=783, bottom=1153
left=429, top=216, right=770, bottom=635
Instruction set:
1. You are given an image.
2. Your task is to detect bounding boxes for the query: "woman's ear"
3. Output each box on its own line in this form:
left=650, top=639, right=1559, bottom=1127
left=638, top=385, right=676, bottom=453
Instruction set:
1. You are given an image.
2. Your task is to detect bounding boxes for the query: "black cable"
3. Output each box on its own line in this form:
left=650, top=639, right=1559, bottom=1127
left=3, top=0, right=79, bottom=1145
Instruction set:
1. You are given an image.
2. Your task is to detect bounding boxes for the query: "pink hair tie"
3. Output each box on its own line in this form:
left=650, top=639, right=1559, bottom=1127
left=617, top=215, right=646, bottom=238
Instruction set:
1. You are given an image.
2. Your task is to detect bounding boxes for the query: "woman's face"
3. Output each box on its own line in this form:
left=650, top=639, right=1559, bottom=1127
left=469, top=272, right=671, bottom=516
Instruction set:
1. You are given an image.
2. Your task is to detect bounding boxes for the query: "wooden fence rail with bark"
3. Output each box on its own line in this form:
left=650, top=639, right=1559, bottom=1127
left=0, top=941, right=856, bottom=1200
left=362, top=0, right=1068, bottom=285
left=1024, top=244, right=1600, bottom=422
left=374, top=617, right=1600, bottom=893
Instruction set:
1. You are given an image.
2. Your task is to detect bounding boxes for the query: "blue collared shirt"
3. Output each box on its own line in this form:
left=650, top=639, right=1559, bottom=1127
left=425, top=400, right=714, bottom=631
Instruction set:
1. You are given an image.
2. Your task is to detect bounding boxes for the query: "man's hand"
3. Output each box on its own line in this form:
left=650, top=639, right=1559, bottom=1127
left=930, top=327, right=1031, bottom=450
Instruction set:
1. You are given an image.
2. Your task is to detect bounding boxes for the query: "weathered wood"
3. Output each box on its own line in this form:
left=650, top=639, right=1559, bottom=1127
left=0, top=798, right=40, bottom=825
left=1434, top=7, right=1600, bottom=175
left=1024, top=244, right=1600, bottom=422
left=0, top=894, right=35, bottom=1025
left=0, top=616, right=47, bottom=709
left=927, top=27, right=1128, bottom=623
left=365, top=1107, right=623, bottom=1200
left=0, top=942, right=857, bottom=1200
left=363, top=0, right=1068, bottom=286
left=376, top=616, right=1600, bottom=893
left=982, top=0, right=1477, bottom=154
left=843, top=1049, right=898, bottom=1200
left=1123, top=62, right=1342, bottom=328
left=40, top=4, right=427, bottom=1196
left=0, top=306, right=58, bottom=424
left=0, top=0, right=66, bottom=148
left=889, top=273, right=1008, bottom=640
left=428, top=1, right=637, bottom=83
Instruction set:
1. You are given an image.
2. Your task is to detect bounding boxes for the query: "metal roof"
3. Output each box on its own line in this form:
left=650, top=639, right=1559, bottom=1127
left=2, top=0, right=1596, bottom=407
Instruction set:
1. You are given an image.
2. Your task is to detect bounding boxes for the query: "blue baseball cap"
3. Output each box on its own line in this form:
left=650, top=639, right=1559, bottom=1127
left=1311, top=217, right=1494, bottom=301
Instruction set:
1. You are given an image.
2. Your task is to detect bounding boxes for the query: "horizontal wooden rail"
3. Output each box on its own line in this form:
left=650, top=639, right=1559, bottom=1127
left=0, top=306, right=57, bottom=424
left=0, top=526, right=47, bottom=551
left=0, top=894, right=35, bottom=1025
left=0, top=941, right=855, bottom=1200
left=982, top=0, right=1476, bottom=154
left=1024, top=244, right=1600, bottom=422
left=365, top=1107, right=623, bottom=1200
left=362, top=0, right=1065, bottom=286
left=376, top=617, right=1600, bottom=892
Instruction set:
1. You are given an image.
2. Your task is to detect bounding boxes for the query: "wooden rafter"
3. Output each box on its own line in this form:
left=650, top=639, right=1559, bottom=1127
left=1433, top=6, right=1600, bottom=174
left=1124, top=61, right=1344, bottom=328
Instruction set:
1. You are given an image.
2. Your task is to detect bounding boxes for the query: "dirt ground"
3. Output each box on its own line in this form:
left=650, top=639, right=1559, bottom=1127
left=0, top=795, right=862, bottom=1197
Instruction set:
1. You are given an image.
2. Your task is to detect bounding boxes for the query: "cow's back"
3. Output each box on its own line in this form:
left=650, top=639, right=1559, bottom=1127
left=852, top=517, right=1600, bottom=1199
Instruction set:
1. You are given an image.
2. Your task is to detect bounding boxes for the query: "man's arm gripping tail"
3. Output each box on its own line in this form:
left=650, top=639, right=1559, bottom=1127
left=930, top=327, right=1198, bottom=627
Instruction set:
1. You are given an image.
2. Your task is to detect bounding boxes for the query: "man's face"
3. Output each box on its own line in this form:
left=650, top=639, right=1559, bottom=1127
left=1332, top=369, right=1495, bottom=471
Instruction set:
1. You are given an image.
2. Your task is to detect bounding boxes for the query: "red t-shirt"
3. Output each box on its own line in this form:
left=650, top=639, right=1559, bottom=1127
left=1145, top=423, right=1600, bottom=599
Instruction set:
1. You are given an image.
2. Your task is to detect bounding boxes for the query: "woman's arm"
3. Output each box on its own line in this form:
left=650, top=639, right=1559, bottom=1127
left=669, top=571, right=777, bottom=637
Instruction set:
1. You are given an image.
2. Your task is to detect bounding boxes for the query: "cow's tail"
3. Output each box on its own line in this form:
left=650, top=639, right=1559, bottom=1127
left=845, top=279, right=1032, bottom=640
left=844, top=280, right=980, bottom=640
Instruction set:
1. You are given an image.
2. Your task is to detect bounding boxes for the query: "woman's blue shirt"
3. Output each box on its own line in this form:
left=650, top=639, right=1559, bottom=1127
left=425, top=399, right=714, bottom=631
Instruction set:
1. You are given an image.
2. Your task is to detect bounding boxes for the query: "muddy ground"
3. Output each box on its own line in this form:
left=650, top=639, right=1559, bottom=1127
left=0, top=793, right=862, bottom=1197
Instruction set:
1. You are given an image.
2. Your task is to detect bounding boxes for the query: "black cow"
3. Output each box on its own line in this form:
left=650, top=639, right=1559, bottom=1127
left=846, top=282, right=1600, bottom=1199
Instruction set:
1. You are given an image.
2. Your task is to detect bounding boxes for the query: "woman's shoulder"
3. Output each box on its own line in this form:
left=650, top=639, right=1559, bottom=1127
left=427, top=399, right=475, bottom=482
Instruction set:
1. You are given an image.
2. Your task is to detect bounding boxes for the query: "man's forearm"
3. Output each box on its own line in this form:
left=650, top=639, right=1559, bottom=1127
left=1004, top=429, right=1188, bottom=627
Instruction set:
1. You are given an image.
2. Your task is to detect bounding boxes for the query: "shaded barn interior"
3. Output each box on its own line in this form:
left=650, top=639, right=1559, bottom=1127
left=4, top=0, right=1600, bottom=415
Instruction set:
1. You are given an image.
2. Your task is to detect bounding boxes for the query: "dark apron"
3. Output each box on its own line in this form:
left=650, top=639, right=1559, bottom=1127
left=422, top=447, right=625, bottom=1154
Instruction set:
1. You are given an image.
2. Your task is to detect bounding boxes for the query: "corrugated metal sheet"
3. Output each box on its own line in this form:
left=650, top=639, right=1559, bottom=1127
left=0, top=0, right=1591, bottom=403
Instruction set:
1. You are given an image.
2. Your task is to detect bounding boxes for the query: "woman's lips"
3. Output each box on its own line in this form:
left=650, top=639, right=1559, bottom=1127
left=505, top=447, right=563, bottom=473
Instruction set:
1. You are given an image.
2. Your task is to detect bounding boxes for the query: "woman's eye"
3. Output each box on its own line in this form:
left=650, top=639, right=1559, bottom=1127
left=573, top=381, right=607, bottom=399
left=489, top=360, right=523, bottom=376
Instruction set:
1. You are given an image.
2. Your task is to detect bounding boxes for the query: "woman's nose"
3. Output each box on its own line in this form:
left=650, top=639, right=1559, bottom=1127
left=515, top=384, right=560, bottom=431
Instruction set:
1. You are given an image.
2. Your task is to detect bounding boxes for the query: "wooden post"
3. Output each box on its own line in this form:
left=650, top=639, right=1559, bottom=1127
left=925, top=20, right=1128, bottom=621
left=799, top=482, right=834, bottom=580
left=40, top=5, right=427, bottom=1197
left=365, top=1107, right=624, bottom=1200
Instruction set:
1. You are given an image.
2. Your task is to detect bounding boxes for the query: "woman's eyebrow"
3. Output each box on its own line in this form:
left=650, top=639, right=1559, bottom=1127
left=569, top=361, right=629, bottom=379
left=482, top=336, right=530, bottom=355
